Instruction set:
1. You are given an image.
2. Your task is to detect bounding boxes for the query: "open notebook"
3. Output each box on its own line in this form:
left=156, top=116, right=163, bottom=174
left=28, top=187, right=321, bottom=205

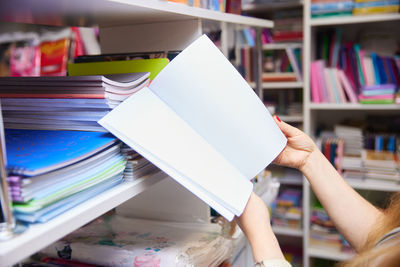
left=99, top=35, right=287, bottom=221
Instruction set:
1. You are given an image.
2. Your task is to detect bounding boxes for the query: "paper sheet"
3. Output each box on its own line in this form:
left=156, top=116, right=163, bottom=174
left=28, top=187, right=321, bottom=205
left=99, top=35, right=287, bottom=220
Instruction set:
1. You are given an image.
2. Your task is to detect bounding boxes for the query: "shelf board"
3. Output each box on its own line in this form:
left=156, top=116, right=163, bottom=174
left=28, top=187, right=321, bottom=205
left=276, top=175, right=303, bottom=185
left=243, top=1, right=303, bottom=13
left=272, top=225, right=303, bottom=237
left=264, top=82, right=303, bottom=89
left=308, top=245, right=355, bottom=261
left=0, top=172, right=167, bottom=266
left=346, top=178, right=400, bottom=192
left=0, top=0, right=273, bottom=28
left=309, top=103, right=400, bottom=110
left=278, top=115, right=303, bottom=123
left=310, top=13, right=400, bottom=26
left=263, top=43, right=303, bottom=50
left=249, top=81, right=304, bottom=89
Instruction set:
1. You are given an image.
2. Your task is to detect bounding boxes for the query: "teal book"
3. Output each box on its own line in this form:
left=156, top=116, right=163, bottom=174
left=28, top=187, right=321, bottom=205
left=6, top=129, right=117, bottom=176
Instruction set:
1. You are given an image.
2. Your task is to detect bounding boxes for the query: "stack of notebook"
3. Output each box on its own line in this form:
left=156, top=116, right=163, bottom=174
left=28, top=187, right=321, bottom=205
left=5, top=129, right=126, bottom=223
left=0, top=73, right=150, bottom=131
left=120, top=144, right=159, bottom=181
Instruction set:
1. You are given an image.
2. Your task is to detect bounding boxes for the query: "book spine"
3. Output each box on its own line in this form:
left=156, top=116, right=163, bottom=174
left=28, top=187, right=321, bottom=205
left=353, top=44, right=365, bottom=87
left=311, top=62, right=321, bottom=103
left=317, top=60, right=329, bottom=102
left=286, top=47, right=302, bottom=81
left=324, top=68, right=337, bottom=103
left=331, top=28, right=342, bottom=68
left=371, top=53, right=381, bottom=85
left=338, top=69, right=358, bottom=103
left=327, top=68, right=341, bottom=103
left=333, top=68, right=347, bottom=103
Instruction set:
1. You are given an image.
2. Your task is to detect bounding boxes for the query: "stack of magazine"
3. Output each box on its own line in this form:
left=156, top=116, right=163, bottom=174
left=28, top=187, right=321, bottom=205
left=0, top=73, right=150, bottom=131
left=5, top=129, right=126, bottom=223
left=38, top=214, right=234, bottom=267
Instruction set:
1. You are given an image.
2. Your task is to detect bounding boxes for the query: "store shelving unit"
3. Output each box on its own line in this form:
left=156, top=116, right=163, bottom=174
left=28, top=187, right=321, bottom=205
left=243, top=0, right=304, bottom=13
left=308, top=246, right=355, bottom=261
left=310, top=13, right=400, bottom=26
left=0, top=1, right=274, bottom=266
left=272, top=225, right=304, bottom=237
left=302, top=0, right=400, bottom=265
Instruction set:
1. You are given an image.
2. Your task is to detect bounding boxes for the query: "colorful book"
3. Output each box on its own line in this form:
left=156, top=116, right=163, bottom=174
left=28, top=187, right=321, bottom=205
left=316, top=60, right=330, bottom=102
left=325, top=68, right=341, bottom=103
left=311, top=62, right=321, bottom=103
left=338, top=70, right=358, bottom=103
left=332, top=68, right=347, bottom=103
left=286, top=47, right=302, bottom=81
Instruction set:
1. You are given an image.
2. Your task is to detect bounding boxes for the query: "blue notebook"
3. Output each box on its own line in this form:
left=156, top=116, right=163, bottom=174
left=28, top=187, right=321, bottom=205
left=5, top=129, right=117, bottom=176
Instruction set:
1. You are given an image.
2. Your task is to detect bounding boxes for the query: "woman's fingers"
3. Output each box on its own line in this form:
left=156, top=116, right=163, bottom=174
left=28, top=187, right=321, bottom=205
left=273, top=115, right=302, bottom=138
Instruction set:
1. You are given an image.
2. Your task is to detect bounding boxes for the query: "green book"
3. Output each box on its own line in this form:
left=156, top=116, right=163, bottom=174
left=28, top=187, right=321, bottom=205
left=359, top=99, right=395, bottom=104
left=68, top=58, right=169, bottom=81
left=311, top=11, right=352, bottom=18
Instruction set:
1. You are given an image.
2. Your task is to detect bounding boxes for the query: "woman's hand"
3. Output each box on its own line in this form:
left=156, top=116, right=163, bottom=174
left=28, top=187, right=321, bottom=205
left=273, top=116, right=318, bottom=172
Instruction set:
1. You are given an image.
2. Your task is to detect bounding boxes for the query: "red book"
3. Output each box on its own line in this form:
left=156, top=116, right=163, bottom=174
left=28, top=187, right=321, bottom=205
left=226, top=0, right=241, bottom=14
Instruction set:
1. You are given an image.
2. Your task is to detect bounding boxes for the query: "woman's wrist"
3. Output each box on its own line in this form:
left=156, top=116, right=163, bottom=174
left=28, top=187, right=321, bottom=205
left=299, top=148, right=323, bottom=178
left=236, top=193, right=284, bottom=262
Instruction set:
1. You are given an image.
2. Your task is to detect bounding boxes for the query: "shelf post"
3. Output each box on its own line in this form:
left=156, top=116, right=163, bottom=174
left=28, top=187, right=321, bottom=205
left=255, top=27, right=263, bottom=100
left=0, top=105, right=15, bottom=241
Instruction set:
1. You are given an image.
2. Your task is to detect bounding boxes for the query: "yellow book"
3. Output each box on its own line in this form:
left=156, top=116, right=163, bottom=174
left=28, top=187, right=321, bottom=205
left=68, top=58, right=169, bottom=81
left=353, top=5, right=400, bottom=15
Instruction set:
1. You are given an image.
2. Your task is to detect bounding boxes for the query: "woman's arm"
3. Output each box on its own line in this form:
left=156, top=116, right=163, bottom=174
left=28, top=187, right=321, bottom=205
left=236, top=192, right=285, bottom=262
left=273, top=116, right=384, bottom=251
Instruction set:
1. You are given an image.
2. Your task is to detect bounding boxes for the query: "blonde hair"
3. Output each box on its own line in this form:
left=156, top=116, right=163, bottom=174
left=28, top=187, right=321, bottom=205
left=340, top=191, right=400, bottom=266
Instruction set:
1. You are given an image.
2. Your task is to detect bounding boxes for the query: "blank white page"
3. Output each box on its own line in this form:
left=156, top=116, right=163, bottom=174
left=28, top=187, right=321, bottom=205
left=99, top=88, right=253, bottom=220
left=149, top=35, right=287, bottom=179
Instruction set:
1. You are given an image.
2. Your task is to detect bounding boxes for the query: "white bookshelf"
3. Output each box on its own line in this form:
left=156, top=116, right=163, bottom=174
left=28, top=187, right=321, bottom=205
left=0, top=172, right=167, bottom=266
left=266, top=81, right=304, bottom=89
left=302, top=0, right=400, bottom=264
left=308, top=246, right=355, bottom=261
left=277, top=175, right=304, bottom=186
left=346, top=178, right=400, bottom=192
left=309, top=103, right=400, bottom=110
left=249, top=81, right=304, bottom=89
left=0, top=0, right=273, bottom=28
left=243, top=1, right=303, bottom=13
left=0, top=3, right=274, bottom=266
left=278, top=115, right=304, bottom=123
left=310, top=13, right=400, bottom=26
left=272, top=225, right=304, bottom=237
left=263, top=43, right=303, bottom=50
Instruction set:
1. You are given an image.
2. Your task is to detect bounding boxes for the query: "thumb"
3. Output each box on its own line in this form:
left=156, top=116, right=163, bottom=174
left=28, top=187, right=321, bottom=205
left=273, top=115, right=302, bottom=138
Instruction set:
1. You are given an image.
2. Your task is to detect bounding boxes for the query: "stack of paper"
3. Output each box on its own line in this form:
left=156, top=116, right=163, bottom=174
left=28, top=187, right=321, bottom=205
left=0, top=73, right=150, bottom=131
left=98, top=35, right=287, bottom=221
left=334, top=125, right=364, bottom=156
left=120, top=144, right=160, bottom=181
left=5, top=129, right=126, bottom=223
left=39, top=214, right=234, bottom=267
left=362, top=150, right=400, bottom=182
